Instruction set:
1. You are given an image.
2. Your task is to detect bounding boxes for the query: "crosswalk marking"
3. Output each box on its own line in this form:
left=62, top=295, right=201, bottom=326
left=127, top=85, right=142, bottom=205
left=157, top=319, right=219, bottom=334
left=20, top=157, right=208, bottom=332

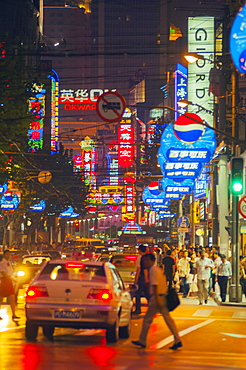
left=192, top=309, right=213, bottom=317
left=231, top=311, right=246, bottom=318
left=150, top=319, right=215, bottom=349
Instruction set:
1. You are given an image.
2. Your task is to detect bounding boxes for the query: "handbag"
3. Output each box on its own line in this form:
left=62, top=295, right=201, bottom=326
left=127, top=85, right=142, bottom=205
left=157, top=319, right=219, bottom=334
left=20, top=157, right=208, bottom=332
left=166, top=286, right=180, bottom=311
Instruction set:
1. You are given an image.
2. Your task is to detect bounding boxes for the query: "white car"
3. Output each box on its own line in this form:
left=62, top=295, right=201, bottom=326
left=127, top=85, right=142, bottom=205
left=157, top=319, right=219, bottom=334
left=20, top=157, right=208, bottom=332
left=25, top=260, right=134, bottom=343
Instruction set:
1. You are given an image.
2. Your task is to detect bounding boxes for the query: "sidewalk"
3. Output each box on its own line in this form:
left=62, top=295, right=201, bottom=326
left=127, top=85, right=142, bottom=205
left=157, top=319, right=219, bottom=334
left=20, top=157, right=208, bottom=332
left=180, top=293, right=246, bottom=307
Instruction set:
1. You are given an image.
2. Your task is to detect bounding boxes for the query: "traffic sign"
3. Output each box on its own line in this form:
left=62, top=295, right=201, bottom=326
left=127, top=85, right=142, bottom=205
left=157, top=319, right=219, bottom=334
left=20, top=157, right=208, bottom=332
left=238, top=195, right=246, bottom=218
left=96, top=91, right=126, bottom=123
left=177, top=216, right=190, bottom=228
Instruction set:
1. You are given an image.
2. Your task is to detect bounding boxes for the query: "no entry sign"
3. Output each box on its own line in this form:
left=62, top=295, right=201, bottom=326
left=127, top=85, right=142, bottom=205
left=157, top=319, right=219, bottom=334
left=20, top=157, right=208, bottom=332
left=96, top=91, right=126, bottom=123
left=238, top=195, right=246, bottom=218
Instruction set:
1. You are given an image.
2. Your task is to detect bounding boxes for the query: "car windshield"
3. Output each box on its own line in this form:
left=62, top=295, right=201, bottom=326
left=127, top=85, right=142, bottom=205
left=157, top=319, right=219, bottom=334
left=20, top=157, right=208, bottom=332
left=39, top=263, right=106, bottom=282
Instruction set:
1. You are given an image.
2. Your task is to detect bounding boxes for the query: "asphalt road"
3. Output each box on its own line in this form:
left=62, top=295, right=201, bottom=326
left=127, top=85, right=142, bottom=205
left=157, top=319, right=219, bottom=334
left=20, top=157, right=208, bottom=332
left=1, top=294, right=246, bottom=370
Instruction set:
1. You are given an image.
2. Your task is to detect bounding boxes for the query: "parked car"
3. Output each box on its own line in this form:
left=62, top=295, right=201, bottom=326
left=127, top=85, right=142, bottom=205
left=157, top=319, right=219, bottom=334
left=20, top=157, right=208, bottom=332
left=109, top=254, right=138, bottom=283
left=25, top=260, right=135, bottom=343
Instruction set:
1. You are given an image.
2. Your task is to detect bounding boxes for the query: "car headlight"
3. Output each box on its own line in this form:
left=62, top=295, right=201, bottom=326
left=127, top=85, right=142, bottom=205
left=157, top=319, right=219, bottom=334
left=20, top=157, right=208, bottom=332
left=17, top=270, right=26, bottom=277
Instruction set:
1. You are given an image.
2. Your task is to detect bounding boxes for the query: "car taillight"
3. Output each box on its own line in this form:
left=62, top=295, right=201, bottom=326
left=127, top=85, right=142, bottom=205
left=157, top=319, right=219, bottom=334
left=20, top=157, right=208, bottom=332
left=125, top=255, right=137, bottom=261
left=26, top=286, right=49, bottom=298
left=87, top=289, right=113, bottom=301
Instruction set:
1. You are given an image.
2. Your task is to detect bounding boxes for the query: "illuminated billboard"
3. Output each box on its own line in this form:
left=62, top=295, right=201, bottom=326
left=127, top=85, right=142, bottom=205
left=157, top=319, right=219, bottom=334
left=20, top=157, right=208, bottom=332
left=188, top=17, right=214, bottom=127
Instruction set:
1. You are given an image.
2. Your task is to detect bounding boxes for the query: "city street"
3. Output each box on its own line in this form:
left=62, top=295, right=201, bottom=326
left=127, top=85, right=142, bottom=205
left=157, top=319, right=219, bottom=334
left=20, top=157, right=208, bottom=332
left=1, top=294, right=246, bottom=369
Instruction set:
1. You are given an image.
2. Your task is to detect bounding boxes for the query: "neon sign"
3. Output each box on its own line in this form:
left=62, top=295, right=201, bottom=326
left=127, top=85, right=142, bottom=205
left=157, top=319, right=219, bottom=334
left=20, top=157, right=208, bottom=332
left=48, top=70, right=59, bottom=154
left=28, top=84, right=46, bottom=152
left=80, top=137, right=97, bottom=189
left=175, top=63, right=188, bottom=120
left=118, top=111, right=134, bottom=167
left=59, top=88, right=116, bottom=111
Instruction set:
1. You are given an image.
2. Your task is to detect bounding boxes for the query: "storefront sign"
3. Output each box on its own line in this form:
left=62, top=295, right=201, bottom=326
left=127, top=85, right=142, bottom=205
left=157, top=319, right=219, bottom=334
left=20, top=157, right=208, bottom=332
left=28, top=84, right=46, bottom=152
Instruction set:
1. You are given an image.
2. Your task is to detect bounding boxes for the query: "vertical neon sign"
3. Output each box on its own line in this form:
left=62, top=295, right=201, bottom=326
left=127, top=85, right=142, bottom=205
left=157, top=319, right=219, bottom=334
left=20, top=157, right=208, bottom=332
left=175, top=63, right=188, bottom=121
left=28, top=84, right=46, bottom=152
left=48, top=70, right=60, bottom=154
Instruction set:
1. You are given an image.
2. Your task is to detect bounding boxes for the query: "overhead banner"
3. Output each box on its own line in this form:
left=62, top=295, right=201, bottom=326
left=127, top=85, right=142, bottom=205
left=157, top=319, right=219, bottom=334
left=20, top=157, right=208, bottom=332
left=188, top=16, right=214, bottom=127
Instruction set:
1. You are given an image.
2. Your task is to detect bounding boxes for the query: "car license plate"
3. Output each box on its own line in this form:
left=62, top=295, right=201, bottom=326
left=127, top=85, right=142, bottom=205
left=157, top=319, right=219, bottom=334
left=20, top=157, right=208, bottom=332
left=54, top=310, right=81, bottom=319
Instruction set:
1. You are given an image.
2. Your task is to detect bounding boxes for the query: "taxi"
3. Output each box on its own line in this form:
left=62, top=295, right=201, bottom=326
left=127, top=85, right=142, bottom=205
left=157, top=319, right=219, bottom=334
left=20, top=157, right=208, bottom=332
left=25, top=260, right=134, bottom=343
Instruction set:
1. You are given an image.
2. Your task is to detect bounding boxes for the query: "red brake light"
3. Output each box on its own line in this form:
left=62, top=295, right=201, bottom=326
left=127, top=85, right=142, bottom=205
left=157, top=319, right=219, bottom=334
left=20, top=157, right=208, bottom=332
left=125, top=255, right=137, bottom=261
left=12, top=256, right=18, bottom=259
left=26, top=286, right=49, bottom=298
left=65, top=262, right=84, bottom=269
left=87, top=289, right=113, bottom=301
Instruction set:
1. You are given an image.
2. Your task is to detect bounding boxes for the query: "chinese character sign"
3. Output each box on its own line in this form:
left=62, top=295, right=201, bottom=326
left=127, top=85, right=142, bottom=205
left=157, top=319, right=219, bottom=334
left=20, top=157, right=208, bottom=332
left=59, top=88, right=116, bottom=111
left=49, top=70, right=59, bottom=154
left=118, top=122, right=134, bottom=167
left=28, top=85, right=46, bottom=152
left=175, top=63, right=188, bottom=121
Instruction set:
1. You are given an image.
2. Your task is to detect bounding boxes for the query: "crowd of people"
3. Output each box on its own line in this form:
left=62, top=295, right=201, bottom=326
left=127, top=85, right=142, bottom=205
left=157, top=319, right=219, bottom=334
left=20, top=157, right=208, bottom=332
left=133, top=243, right=246, bottom=309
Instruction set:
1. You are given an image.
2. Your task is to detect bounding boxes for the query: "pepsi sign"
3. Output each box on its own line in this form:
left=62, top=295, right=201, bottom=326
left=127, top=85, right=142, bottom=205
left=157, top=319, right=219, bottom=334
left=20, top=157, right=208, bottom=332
left=173, top=113, right=204, bottom=143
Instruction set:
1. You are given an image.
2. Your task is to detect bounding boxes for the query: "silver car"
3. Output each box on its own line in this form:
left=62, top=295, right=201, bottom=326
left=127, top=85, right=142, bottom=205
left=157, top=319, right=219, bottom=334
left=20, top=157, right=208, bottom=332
left=25, top=260, right=134, bottom=343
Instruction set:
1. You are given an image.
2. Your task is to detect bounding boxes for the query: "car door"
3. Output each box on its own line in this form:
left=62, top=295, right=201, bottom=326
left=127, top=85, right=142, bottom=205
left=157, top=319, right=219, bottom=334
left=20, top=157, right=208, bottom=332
left=110, top=267, right=132, bottom=326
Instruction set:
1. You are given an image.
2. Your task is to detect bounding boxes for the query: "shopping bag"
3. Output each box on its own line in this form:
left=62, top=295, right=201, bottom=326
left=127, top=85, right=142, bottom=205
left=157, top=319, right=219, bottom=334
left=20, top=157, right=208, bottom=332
left=166, top=287, right=180, bottom=311
left=189, top=281, right=198, bottom=297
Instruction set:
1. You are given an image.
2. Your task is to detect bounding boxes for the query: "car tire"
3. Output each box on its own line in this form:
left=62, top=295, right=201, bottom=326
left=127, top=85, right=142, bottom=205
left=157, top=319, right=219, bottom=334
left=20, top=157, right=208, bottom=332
left=106, top=316, right=119, bottom=343
left=25, top=321, right=39, bottom=341
left=119, top=318, right=131, bottom=339
left=42, top=325, right=55, bottom=341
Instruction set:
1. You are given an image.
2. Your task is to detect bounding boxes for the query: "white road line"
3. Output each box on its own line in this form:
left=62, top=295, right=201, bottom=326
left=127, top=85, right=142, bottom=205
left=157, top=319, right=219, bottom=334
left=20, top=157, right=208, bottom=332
left=232, top=311, right=246, bottom=318
left=220, top=332, right=246, bottom=338
left=150, top=319, right=216, bottom=349
left=192, top=309, right=213, bottom=317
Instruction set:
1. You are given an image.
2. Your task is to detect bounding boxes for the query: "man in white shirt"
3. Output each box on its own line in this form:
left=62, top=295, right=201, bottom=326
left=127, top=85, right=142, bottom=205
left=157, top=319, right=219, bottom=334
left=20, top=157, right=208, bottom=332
left=132, top=253, right=182, bottom=350
left=216, top=254, right=232, bottom=302
left=0, top=250, right=20, bottom=321
left=194, top=250, right=214, bottom=305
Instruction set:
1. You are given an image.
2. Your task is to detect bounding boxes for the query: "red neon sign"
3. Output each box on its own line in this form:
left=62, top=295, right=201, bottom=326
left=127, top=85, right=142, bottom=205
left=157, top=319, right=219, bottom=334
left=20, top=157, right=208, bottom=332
left=118, top=124, right=134, bottom=167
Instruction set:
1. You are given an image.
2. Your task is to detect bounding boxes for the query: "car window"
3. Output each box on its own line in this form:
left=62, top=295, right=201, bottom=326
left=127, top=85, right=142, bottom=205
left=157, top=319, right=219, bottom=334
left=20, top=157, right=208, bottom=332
left=22, top=256, right=50, bottom=265
left=39, top=263, right=107, bottom=282
left=110, top=255, right=137, bottom=267
left=112, top=268, right=125, bottom=290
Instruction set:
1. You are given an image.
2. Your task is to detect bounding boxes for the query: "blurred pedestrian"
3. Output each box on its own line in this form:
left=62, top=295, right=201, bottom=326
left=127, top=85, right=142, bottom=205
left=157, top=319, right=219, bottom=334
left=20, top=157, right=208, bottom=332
left=0, top=250, right=20, bottom=321
left=132, top=253, right=182, bottom=350
left=133, top=245, right=150, bottom=315
left=178, top=251, right=190, bottom=298
left=211, top=250, right=221, bottom=292
left=216, top=254, right=232, bottom=302
left=162, top=249, right=176, bottom=286
left=194, top=250, right=214, bottom=305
